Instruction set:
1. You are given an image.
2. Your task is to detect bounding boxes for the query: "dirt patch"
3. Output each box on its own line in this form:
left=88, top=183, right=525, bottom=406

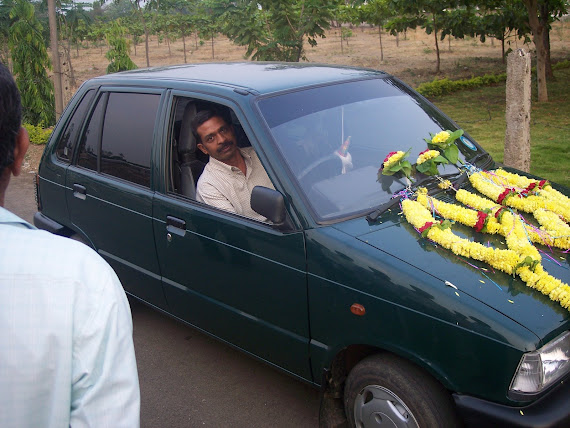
left=59, top=23, right=570, bottom=105
left=23, top=144, right=45, bottom=174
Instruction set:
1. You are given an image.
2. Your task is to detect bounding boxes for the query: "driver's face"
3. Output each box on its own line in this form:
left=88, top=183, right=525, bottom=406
left=196, top=116, right=238, bottom=163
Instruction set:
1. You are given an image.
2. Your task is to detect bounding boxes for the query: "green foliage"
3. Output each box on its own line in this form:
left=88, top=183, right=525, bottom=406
left=212, top=0, right=339, bottom=62
left=105, top=20, right=137, bottom=73
left=416, top=73, right=507, bottom=97
left=23, top=123, right=52, bottom=145
left=432, top=67, right=570, bottom=187
left=8, top=0, right=55, bottom=127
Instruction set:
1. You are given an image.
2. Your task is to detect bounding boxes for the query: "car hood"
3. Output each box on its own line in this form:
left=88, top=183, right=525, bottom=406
left=333, top=211, right=570, bottom=341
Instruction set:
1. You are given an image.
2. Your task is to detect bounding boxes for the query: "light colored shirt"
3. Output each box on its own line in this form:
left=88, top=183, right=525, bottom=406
left=196, top=146, right=275, bottom=222
left=0, top=207, right=140, bottom=428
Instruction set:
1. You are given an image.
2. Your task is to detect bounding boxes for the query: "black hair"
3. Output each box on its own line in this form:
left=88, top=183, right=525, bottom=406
left=190, top=109, right=227, bottom=143
left=0, top=62, right=22, bottom=175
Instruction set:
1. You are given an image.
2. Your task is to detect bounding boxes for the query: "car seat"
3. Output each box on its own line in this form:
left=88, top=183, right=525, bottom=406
left=178, top=103, right=206, bottom=198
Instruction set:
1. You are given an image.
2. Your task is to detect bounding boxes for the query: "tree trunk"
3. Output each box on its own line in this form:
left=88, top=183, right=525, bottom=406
left=378, top=26, right=383, bottom=61
left=133, top=35, right=137, bottom=56
left=211, top=34, right=214, bottom=59
left=433, top=16, right=440, bottom=73
left=340, top=29, right=343, bottom=54
left=539, top=3, right=553, bottom=80
left=396, top=32, right=399, bottom=47
left=47, top=0, right=63, bottom=120
left=182, top=34, right=187, bottom=63
left=501, top=37, right=505, bottom=64
left=522, top=0, right=548, bottom=102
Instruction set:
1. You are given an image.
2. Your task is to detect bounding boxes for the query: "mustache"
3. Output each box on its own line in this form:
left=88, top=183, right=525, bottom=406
left=217, top=140, right=234, bottom=153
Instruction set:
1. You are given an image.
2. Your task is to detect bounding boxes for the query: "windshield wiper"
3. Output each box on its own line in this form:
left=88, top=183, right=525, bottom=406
left=366, top=172, right=466, bottom=222
left=467, top=151, right=492, bottom=168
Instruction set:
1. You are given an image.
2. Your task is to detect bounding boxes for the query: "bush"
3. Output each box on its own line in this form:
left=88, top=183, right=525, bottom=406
left=416, top=59, right=570, bottom=99
left=23, top=123, right=52, bottom=145
left=416, top=73, right=507, bottom=98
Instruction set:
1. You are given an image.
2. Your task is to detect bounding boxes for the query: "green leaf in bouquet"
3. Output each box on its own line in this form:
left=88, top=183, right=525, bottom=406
left=443, top=144, right=459, bottom=164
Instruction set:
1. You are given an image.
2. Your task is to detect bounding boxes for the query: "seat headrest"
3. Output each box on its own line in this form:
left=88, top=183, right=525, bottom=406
left=178, top=103, right=197, bottom=155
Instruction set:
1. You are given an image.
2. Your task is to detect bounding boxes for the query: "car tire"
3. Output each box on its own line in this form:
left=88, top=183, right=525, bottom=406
left=344, top=353, right=459, bottom=428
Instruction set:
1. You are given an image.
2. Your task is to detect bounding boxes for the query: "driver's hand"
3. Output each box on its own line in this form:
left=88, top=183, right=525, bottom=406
left=335, top=150, right=353, bottom=174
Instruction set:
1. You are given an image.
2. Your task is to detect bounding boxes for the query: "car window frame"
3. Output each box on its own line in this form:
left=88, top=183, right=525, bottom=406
left=72, top=86, right=166, bottom=191
left=159, top=89, right=301, bottom=232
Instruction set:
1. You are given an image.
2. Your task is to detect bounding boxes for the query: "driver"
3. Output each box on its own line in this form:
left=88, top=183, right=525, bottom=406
left=191, top=109, right=274, bottom=222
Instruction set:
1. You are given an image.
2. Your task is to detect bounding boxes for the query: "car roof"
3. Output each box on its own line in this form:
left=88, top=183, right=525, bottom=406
left=89, top=62, right=389, bottom=95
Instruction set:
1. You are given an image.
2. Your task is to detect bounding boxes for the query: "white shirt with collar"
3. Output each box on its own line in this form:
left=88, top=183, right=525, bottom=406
left=196, top=146, right=275, bottom=222
left=0, top=206, right=140, bottom=428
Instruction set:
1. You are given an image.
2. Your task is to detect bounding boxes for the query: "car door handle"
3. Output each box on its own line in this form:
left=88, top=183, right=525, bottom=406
left=73, top=183, right=87, bottom=200
left=166, top=215, right=186, bottom=237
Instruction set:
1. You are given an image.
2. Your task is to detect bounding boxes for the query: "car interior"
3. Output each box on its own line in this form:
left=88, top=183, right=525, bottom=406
left=169, top=98, right=252, bottom=199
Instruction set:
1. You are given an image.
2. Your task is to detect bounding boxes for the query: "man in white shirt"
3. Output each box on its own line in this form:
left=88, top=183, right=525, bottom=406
left=0, top=63, right=140, bottom=427
left=192, top=110, right=274, bottom=222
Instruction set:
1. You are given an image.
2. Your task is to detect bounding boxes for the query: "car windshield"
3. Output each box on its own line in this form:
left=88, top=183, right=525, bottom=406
left=257, top=77, right=483, bottom=222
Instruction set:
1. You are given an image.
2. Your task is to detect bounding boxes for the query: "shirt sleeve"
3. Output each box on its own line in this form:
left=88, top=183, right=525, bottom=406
left=196, top=180, right=238, bottom=214
left=70, top=255, right=140, bottom=428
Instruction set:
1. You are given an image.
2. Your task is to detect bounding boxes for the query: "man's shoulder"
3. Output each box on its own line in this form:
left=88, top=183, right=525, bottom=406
left=240, top=146, right=256, bottom=157
left=1, top=225, right=114, bottom=281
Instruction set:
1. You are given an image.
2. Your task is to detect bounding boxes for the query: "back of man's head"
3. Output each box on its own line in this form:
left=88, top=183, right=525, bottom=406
left=0, top=63, right=22, bottom=176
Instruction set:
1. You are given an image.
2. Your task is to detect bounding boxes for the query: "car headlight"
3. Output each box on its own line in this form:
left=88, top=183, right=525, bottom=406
left=510, top=331, right=570, bottom=399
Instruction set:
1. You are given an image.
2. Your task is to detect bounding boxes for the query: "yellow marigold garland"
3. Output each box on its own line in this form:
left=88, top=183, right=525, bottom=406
left=470, top=171, right=570, bottom=222
left=456, top=188, right=569, bottom=250
left=402, top=199, right=570, bottom=311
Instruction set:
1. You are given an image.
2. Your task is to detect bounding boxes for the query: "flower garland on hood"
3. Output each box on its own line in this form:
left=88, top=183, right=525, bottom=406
left=402, top=198, right=570, bottom=311
left=382, top=131, right=570, bottom=312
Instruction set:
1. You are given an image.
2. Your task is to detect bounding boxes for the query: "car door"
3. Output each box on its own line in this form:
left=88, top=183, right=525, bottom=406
left=66, top=88, right=168, bottom=310
left=152, top=94, right=311, bottom=380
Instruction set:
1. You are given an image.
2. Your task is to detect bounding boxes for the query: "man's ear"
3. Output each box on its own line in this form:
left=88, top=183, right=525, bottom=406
left=10, top=127, right=30, bottom=177
left=197, top=143, right=208, bottom=155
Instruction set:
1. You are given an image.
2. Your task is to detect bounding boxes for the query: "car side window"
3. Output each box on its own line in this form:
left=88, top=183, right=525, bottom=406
left=100, top=92, right=160, bottom=187
left=56, top=89, right=95, bottom=162
left=76, top=92, right=106, bottom=171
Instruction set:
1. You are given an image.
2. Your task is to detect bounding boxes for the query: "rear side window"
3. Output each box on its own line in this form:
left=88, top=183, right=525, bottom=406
left=56, top=89, right=95, bottom=162
left=77, top=93, right=105, bottom=171
left=100, top=92, right=160, bottom=187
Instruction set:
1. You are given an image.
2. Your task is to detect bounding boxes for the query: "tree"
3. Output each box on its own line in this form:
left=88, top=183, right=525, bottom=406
left=47, top=0, right=63, bottom=120
left=523, top=0, right=548, bottom=101
left=9, top=0, right=55, bottom=126
left=387, top=0, right=460, bottom=73
left=476, top=1, right=530, bottom=63
left=213, top=0, right=338, bottom=62
left=105, top=19, right=137, bottom=73
left=361, top=0, right=394, bottom=61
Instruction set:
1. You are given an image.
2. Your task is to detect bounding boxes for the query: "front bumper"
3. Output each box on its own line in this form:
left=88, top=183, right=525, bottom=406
left=454, top=379, right=570, bottom=428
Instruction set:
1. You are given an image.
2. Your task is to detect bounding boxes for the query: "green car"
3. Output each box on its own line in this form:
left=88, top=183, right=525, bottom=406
left=35, top=63, right=570, bottom=427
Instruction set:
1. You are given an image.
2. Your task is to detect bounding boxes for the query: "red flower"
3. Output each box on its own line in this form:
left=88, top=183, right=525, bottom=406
left=497, top=188, right=514, bottom=204
left=418, top=222, right=434, bottom=233
left=474, top=211, right=488, bottom=233
left=526, top=182, right=537, bottom=192
left=383, top=151, right=398, bottom=164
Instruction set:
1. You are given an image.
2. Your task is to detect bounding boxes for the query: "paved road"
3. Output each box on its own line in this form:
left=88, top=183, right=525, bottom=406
left=5, top=168, right=321, bottom=428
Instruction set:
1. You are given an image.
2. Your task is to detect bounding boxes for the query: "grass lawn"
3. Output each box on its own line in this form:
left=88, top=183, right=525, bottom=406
left=430, top=67, right=570, bottom=188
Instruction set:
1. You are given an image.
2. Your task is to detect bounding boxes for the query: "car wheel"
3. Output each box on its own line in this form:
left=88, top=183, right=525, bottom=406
left=344, top=353, right=458, bottom=428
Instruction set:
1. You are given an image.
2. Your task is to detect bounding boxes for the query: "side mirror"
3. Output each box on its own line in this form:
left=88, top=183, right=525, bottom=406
left=250, top=186, right=288, bottom=227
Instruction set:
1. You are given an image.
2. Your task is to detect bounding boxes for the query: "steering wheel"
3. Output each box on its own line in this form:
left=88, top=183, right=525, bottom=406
left=297, top=153, right=340, bottom=181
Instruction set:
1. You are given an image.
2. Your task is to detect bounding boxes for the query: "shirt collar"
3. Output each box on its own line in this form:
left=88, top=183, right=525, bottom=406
left=208, top=147, right=252, bottom=174
left=0, top=206, right=36, bottom=229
